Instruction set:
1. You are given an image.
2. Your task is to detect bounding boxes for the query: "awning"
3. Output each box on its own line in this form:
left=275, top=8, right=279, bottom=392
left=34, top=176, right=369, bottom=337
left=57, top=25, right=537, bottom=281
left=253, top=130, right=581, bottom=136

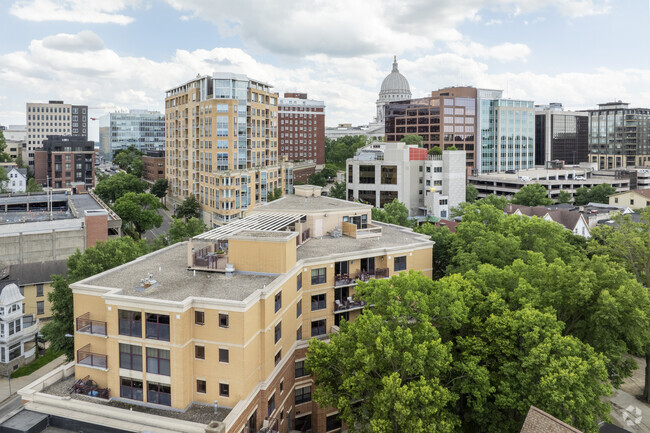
left=194, top=212, right=306, bottom=241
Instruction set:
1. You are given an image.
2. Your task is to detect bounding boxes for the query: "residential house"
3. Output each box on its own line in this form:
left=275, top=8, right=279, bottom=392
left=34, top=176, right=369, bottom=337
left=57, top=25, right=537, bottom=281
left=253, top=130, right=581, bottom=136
left=609, top=189, right=650, bottom=210
left=504, top=204, right=591, bottom=238
left=0, top=281, right=39, bottom=375
left=3, top=167, right=27, bottom=193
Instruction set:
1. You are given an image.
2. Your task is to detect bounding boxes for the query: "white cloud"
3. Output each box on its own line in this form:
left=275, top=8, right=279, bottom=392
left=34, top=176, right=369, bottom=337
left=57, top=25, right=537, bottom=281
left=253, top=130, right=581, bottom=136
left=41, top=30, right=105, bottom=53
left=9, top=0, right=140, bottom=25
left=447, top=40, right=531, bottom=62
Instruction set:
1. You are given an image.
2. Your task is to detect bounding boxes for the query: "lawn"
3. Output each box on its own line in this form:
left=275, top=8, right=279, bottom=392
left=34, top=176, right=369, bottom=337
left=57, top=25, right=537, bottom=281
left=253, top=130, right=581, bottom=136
left=11, top=350, right=63, bottom=378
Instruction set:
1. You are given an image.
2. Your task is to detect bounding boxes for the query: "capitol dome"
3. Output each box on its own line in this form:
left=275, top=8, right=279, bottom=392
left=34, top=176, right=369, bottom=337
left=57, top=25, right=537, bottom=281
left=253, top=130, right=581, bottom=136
left=376, top=56, right=411, bottom=123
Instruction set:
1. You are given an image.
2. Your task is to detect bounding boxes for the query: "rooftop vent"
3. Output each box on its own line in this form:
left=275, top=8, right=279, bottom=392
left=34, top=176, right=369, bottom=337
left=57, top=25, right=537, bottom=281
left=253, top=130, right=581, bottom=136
left=135, top=273, right=158, bottom=292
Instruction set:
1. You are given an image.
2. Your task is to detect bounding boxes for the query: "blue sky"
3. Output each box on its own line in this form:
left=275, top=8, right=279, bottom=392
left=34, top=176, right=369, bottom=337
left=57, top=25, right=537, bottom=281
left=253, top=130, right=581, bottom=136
left=0, top=0, right=648, bottom=140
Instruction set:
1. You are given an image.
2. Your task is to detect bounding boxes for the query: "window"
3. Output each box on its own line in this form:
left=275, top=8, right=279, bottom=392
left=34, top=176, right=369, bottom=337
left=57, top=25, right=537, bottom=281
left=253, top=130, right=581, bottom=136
left=275, top=292, right=282, bottom=313
left=146, top=348, right=170, bottom=376
left=280, top=380, right=284, bottom=393
left=147, top=382, right=171, bottom=406
left=311, top=294, right=326, bottom=311
left=311, top=319, right=326, bottom=337
left=326, top=413, right=342, bottom=432
left=297, top=326, right=302, bottom=341
left=219, top=383, right=229, bottom=397
left=631, top=199, right=635, bottom=205
left=297, top=273, right=302, bottom=290
left=295, top=415, right=312, bottom=431
left=195, top=345, right=205, bottom=360
left=311, top=267, right=326, bottom=285
left=275, top=322, right=282, bottom=343
left=119, top=344, right=143, bottom=371
left=295, top=360, right=307, bottom=378
left=119, top=310, right=142, bottom=337
left=120, top=378, right=143, bottom=401
left=219, top=348, right=229, bottom=363
left=268, top=394, right=275, bottom=417
left=8, top=342, right=21, bottom=361
left=146, top=313, right=170, bottom=341
left=197, top=380, right=207, bottom=394
left=36, top=284, right=43, bottom=297
left=394, top=256, right=407, bottom=272
left=295, top=386, right=311, bottom=405
left=37, top=301, right=44, bottom=315
left=275, top=349, right=282, bottom=366
left=296, top=300, right=302, bottom=318
left=195, top=311, right=205, bottom=325
left=219, top=313, right=229, bottom=328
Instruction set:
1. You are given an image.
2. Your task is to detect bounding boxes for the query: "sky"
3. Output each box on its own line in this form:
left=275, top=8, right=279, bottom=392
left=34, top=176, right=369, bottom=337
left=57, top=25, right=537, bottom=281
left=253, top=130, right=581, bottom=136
left=0, top=0, right=649, bottom=141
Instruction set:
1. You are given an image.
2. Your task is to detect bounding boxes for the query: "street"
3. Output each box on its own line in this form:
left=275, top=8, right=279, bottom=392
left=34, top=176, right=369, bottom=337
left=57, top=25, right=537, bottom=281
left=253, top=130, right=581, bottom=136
left=144, top=206, right=174, bottom=242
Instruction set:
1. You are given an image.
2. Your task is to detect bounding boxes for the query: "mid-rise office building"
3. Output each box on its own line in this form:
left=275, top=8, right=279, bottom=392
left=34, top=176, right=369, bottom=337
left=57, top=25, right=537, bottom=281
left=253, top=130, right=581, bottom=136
left=587, top=101, right=650, bottom=169
left=142, top=150, right=165, bottom=185
left=476, top=89, right=535, bottom=173
left=346, top=142, right=466, bottom=218
left=26, top=101, right=88, bottom=167
left=278, top=93, right=325, bottom=164
left=98, top=110, right=165, bottom=159
left=165, top=73, right=291, bottom=227
left=34, top=135, right=95, bottom=190
left=535, top=103, right=589, bottom=166
left=385, top=86, right=478, bottom=171
left=69, top=187, right=433, bottom=432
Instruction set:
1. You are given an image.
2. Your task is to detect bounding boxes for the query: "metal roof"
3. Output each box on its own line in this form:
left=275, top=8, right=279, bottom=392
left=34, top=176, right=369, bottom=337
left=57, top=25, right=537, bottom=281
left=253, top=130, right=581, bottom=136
left=194, top=212, right=305, bottom=241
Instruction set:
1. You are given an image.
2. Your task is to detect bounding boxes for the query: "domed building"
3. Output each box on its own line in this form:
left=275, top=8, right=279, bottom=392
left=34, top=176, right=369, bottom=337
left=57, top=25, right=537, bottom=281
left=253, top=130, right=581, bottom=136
left=376, top=56, right=412, bottom=124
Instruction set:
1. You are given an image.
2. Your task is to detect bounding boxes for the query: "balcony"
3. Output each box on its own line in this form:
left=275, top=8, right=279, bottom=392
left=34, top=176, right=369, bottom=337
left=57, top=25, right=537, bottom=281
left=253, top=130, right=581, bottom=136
left=72, top=375, right=110, bottom=399
left=77, top=344, right=107, bottom=369
left=76, top=313, right=107, bottom=336
left=334, top=297, right=367, bottom=313
left=334, top=274, right=354, bottom=287
left=259, top=417, right=279, bottom=433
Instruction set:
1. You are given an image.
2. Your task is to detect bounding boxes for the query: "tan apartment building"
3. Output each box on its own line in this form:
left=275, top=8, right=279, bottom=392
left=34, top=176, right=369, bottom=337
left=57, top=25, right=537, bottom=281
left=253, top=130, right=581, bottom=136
left=165, top=73, right=292, bottom=228
left=70, top=186, right=433, bottom=433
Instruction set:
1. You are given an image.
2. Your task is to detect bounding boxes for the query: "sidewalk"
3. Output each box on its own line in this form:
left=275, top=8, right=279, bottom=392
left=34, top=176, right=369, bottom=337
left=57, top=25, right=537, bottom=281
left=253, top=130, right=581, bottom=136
left=0, top=355, right=67, bottom=403
left=609, top=356, right=650, bottom=432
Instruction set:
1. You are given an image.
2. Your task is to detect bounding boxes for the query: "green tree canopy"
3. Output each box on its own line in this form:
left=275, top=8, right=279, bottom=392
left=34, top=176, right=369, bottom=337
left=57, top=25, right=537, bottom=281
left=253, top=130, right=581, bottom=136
left=428, top=146, right=442, bottom=156
left=308, top=172, right=327, bottom=187
left=94, top=172, right=148, bottom=204
left=556, top=190, right=572, bottom=204
left=371, top=199, right=412, bottom=227
left=168, top=217, right=206, bottom=244
left=0, top=167, right=7, bottom=193
left=175, top=195, right=201, bottom=220
left=320, top=165, right=337, bottom=180
left=325, top=136, right=367, bottom=169
left=465, top=184, right=478, bottom=203
left=42, top=237, right=151, bottom=359
left=329, top=181, right=346, bottom=199
left=150, top=178, right=169, bottom=199
left=414, top=223, right=454, bottom=280
left=113, top=192, right=162, bottom=237
left=511, top=183, right=554, bottom=206
left=446, top=145, right=458, bottom=151
left=113, top=146, right=145, bottom=178
left=574, top=183, right=616, bottom=205
left=25, top=178, right=42, bottom=193
left=267, top=187, right=283, bottom=202
left=400, top=134, right=423, bottom=146
left=450, top=194, right=509, bottom=218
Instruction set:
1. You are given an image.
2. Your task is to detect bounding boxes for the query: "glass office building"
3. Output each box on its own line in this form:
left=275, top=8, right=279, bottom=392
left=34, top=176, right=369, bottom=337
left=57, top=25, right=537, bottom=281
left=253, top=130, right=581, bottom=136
left=99, top=110, right=165, bottom=159
left=477, top=89, right=535, bottom=173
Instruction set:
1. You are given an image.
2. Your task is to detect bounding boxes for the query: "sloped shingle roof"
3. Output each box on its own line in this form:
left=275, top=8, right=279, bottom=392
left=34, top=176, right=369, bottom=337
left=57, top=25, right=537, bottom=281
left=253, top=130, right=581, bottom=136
left=520, top=406, right=581, bottom=433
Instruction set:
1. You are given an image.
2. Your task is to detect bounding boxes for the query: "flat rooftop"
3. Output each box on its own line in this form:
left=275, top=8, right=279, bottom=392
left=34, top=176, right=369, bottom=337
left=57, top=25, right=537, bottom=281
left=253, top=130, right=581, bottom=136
left=297, top=223, right=431, bottom=260
left=85, top=242, right=278, bottom=302
left=254, top=195, right=371, bottom=212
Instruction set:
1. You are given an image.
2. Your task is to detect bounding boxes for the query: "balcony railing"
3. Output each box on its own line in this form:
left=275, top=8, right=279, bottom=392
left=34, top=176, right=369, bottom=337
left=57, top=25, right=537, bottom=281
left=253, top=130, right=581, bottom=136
left=259, top=417, right=279, bottom=433
left=77, top=344, right=107, bottom=369
left=76, top=313, right=107, bottom=336
left=334, top=297, right=367, bottom=312
left=334, top=274, right=353, bottom=287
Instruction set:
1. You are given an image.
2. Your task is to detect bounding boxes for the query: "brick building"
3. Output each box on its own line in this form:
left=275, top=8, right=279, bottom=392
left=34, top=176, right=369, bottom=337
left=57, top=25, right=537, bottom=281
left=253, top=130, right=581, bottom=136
left=279, top=93, right=325, bottom=164
left=142, top=150, right=165, bottom=185
left=34, top=135, right=95, bottom=190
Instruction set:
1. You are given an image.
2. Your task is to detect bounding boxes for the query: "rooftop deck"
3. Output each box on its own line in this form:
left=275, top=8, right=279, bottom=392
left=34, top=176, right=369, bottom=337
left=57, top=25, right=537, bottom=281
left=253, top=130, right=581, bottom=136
left=254, top=194, right=371, bottom=212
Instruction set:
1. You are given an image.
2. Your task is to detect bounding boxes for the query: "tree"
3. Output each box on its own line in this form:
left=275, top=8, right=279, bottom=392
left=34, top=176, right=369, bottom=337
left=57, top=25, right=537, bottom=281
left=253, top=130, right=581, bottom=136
left=113, top=146, right=145, bottom=178
left=400, top=134, right=423, bottom=146
left=574, top=183, right=616, bottom=205
left=329, top=181, right=346, bottom=199
left=371, top=199, right=412, bottom=227
left=308, top=172, right=327, bottom=187
left=556, top=190, right=572, bottom=204
left=0, top=130, right=11, bottom=162
left=428, top=146, right=442, bottom=156
left=325, top=136, right=367, bottom=170
left=175, top=195, right=201, bottom=220
left=450, top=194, right=509, bottom=218
left=151, top=178, right=168, bottom=201
left=320, top=165, right=337, bottom=181
left=113, top=192, right=162, bottom=237
left=466, top=184, right=478, bottom=203
left=414, top=223, right=454, bottom=280
left=446, top=146, right=458, bottom=151
left=168, top=218, right=206, bottom=244
left=267, top=187, right=283, bottom=202
left=308, top=271, right=613, bottom=433
left=0, top=167, right=7, bottom=193
left=25, top=178, right=42, bottom=193
left=94, top=172, right=148, bottom=204
left=42, top=237, right=151, bottom=360
left=40, top=275, right=74, bottom=360
left=511, top=184, right=553, bottom=206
